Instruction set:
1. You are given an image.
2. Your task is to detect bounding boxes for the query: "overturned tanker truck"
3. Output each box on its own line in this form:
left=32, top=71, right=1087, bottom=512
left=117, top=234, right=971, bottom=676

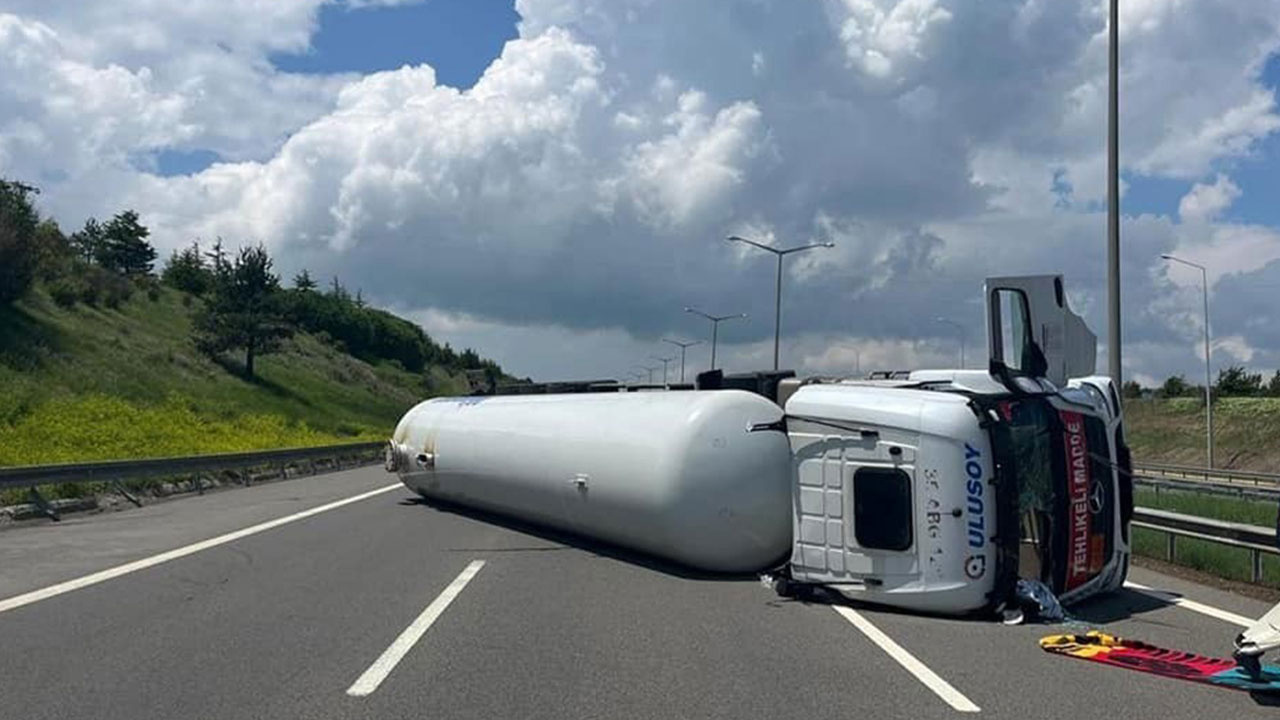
left=386, top=275, right=1132, bottom=616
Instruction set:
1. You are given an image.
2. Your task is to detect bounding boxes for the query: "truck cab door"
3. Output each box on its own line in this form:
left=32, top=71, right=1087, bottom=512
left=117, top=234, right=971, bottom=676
left=986, top=275, right=1096, bottom=390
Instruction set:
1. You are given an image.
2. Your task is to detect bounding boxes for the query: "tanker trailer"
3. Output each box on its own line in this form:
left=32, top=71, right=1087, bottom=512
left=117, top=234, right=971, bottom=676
left=386, top=390, right=794, bottom=573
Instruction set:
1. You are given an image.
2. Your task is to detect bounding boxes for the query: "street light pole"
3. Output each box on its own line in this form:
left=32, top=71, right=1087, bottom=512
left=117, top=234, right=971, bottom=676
left=935, top=317, right=966, bottom=368
left=1107, top=0, right=1122, bottom=387
left=684, top=307, right=747, bottom=372
left=651, top=355, right=674, bottom=384
left=662, top=338, right=703, bottom=382
left=726, top=236, right=835, bottom=371
left=1162, top=254, right=1214, bottom=468
left=633, top=364, right=658, bottom=383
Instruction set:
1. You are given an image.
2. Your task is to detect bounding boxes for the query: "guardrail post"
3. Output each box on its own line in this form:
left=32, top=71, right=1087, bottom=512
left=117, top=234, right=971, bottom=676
left=193, top=473, right=204, bottom=495
left=1166, top=531, right=1176, bottom=562
left=27, top=487, right=59, bottom=522
left=1253, top=550, right=1264, bottom=583
left=111, top=480, right=142, bottom=508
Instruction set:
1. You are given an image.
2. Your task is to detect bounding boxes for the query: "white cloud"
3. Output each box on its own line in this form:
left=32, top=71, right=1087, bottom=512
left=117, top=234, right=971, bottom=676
left=3, top=0, right=1280, bottom=385
left=827, top=0, right=952, bottom=80
left=1165, top=223, right=1280, bottom=286
left=1178, top=174, right=1241, bottom=223
left=1215, top=334, right=1257, bottom=364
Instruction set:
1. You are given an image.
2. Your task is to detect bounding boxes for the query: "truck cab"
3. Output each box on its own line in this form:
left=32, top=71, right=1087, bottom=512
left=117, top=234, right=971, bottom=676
left=778, top=275, right=1131, bottom=614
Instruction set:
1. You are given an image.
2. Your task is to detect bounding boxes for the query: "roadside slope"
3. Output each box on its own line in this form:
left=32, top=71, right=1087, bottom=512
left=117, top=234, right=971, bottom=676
left=0, top=286, right=477, bottom=469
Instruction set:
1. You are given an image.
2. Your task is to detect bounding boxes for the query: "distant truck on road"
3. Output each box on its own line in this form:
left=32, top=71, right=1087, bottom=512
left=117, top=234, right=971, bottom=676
left=385, top=275, right=1132, bottom=616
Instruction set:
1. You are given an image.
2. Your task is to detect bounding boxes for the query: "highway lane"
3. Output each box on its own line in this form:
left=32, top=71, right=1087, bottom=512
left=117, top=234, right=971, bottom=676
left=0, top=467, right=399, bottom=600
left=1, top=465, right=1278, bottom=719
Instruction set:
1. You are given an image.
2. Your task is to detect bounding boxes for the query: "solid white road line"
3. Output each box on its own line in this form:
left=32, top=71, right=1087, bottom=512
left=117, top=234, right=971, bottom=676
left=346, top=559, right=487, bottom=697
left=832, top=605, right=981, bottom=713
left=0, top=482, right=404, bottom=615
left=1125, top=581, right=1255, bottom=628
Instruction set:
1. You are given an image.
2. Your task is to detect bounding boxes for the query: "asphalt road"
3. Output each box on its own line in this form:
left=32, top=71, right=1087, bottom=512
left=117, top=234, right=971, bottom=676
left=2, top=465, right=1277, bottom=719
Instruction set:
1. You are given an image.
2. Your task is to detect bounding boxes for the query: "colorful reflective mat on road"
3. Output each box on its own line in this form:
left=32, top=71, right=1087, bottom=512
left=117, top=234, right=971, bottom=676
left=1040, top=631, right=1280, bottom=693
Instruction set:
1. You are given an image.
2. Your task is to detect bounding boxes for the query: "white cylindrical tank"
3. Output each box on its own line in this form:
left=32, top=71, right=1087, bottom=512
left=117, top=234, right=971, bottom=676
left=388, top=390, right=793, bottom=572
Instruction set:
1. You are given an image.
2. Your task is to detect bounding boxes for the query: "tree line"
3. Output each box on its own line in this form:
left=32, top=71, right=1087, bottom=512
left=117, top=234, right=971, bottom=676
left=1, top=178, right=503, bottom=383
left=1122, top=366, right=1280, bottom=400
left=1, top=180, right=157, bottom=309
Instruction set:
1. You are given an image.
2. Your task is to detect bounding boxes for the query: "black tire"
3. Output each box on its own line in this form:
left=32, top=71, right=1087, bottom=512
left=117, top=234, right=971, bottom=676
left=1235, top=650, right=1263, bottom=680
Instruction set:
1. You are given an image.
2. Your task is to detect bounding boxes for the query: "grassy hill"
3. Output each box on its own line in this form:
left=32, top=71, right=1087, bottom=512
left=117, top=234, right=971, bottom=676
left=0, top=285, right=478, bottom=468
left=1125, top=396, right=1280, bottom=471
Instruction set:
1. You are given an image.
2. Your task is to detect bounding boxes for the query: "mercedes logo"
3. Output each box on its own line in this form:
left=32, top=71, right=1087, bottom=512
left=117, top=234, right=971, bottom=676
left=1087, top=481, right=1106, bottom=515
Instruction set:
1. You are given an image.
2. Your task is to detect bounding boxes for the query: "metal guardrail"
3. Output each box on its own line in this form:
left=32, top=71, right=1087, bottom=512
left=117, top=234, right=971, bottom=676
left=0, top=442, right=383, bottom=521
left=1133, top=461, right=1280, bottom=486
left=1132, top=461, right=1280, bottom=501
left=1133, top=506, right=1279, bottom=583
left=1134, top=473, right=1280, bottom=501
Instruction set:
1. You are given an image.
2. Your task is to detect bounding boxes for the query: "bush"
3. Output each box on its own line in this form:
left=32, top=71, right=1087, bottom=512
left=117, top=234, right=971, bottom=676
left=161, top=242, right=214, bottom=295
left=49, top=279, right=80, bottom=307
left=1217, top=365, right=1263, bottom=397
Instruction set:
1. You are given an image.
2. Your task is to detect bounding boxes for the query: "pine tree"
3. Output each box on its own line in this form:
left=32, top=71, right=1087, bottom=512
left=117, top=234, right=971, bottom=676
left=98, top=210, right=156, bottom=275
left=193, top=244, right=293, bottom=379
left=69, top=217, right=105, bottom=264
left=293, top=268, right=317, bottom=291
left=204, top=238, right=228, bottom=275
left=161, top=241, right=213, bottom=295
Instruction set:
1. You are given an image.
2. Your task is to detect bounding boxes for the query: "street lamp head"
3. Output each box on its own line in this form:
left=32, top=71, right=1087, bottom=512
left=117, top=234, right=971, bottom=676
left=1160, top=254, right=1173, bottom=260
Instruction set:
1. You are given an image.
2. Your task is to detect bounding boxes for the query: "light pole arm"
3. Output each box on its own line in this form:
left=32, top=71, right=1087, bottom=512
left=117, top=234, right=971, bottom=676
left=726, top=235, right=781, bottom=254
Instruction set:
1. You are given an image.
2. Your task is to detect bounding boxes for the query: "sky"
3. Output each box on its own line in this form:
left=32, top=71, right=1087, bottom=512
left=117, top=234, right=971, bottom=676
left=1, top=0, right=1279, bottom=386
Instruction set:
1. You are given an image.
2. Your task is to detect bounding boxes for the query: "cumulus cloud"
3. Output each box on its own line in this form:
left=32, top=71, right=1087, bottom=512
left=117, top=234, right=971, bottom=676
left=827, top=0, right=952, bottom=80
left=1178, top=174, right=1241, bottom=223
left=3, top=0, right=1280, bottom=384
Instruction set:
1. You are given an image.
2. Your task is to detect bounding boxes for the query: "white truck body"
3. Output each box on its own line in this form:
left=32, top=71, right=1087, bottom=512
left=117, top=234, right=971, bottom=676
left=386, top=274, right=1133, bottom=616
left=389, top=390, right=793, bottom=573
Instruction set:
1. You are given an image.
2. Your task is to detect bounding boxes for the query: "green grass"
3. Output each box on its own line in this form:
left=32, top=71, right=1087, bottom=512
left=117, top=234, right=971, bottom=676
left=1133, top=527, right=1280, bottom=588
left=0, top=286, right=474, bottom=472
left=1132, top=486, right=1280, bottom=587
left=1135, top=487, right=1277, bottom=526
left=1126, top=396, right=1280, bottom=471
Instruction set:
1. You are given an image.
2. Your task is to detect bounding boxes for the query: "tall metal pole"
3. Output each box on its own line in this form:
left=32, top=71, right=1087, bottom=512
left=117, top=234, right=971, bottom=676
left=774, top=254, right=783, bottom=371
left=685, top=308, right=746, bottom=372
left=663, top=339, right=702, bottom=382
left=1162, top=254, right=1213, bottom=468
left=725, top=236, right=834, bottom=372
left=1203, top=264, right=1214, bottom=468
left=1107, top=0, right=1122, bottom=387
left=651, top=355, right=674, bottom=384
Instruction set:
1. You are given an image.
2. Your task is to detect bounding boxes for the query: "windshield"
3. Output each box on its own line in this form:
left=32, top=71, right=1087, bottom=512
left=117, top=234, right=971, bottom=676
left=988, top=396, right=1116, bottom=596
